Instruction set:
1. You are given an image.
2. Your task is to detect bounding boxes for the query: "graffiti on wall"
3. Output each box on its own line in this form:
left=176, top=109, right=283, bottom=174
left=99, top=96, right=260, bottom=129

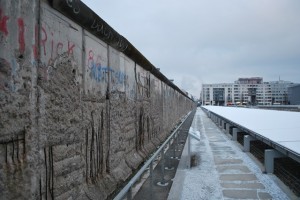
left=0, top=8, right=9, bottom=36
left=0, top=9, right=28, bottom=92
left=40, top=25, right=76, bottom=59
left=0, top=10, right=26, bottom=56
left=52, top=0, right=129, bottom=54
left=65, top=0, right=80, bottom=14
left=86, top=49, right=129, bottom=92
left=38, top=20, right=79, bottom=81
left=87, top=49, right=109, bottom=83
left=90, top=19, right=128, bottom=52
left=1, top=6, right=132, bottom=95
left=0, top=7, right=79, bottom=85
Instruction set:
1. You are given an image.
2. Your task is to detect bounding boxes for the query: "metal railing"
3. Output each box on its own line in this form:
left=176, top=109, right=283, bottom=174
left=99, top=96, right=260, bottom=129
left=113, top=111, right=193, bottom=200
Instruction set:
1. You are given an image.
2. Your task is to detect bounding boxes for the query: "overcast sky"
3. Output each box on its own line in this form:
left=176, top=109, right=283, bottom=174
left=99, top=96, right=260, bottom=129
left=81, top=0, right=300, bottom=98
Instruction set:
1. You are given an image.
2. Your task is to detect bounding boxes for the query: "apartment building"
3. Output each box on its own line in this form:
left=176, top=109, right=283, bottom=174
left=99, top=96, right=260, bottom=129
left=202, top=77, right=294, bottom=106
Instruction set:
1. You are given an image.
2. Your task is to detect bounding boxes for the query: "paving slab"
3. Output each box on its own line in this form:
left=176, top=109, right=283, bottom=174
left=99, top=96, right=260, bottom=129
left=220, top=174, right=258, bottom=181
left=210, top=146, right=233, bottom=151
left=216, top=165, right=251, bottom=174
left=223, top=189, right=258, bottom=199
left=212, top=150, right=236, bottom=155
left=214, top=158, right=243, bottom=165
left=221, top=182, right=265, bottom=189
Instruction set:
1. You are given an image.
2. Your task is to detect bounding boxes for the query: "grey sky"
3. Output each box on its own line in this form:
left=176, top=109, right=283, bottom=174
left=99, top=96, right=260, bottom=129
left=81, top=0, right=300, bottom=98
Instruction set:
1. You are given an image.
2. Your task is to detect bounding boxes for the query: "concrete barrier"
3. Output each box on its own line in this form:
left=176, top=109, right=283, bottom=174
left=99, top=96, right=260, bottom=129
left=244, top=135, right=256, bottom=152
left=0, top=1, right=194, bottom=199
left=264, top=149, right=284, bottom=174
left=232, top=128, right=240, bottom=141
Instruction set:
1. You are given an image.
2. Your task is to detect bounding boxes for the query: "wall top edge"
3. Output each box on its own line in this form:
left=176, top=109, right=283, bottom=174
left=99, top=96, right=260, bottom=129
left=48, top=0, right=191, bottom=100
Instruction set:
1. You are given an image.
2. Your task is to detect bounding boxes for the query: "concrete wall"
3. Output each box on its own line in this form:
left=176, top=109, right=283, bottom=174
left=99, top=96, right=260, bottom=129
left=0, top=0, right=194, bottom=199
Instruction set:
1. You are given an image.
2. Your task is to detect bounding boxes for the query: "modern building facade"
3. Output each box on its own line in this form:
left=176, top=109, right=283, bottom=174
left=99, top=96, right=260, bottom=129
left=202, top=77, right=294, bottom=106
left=288, top=84, right=300, bottom=105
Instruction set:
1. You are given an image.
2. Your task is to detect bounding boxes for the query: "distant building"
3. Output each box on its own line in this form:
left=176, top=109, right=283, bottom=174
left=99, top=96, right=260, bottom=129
left=288, top=84, right=300, bottom=105
left=202, top=77, right=294, bottom=106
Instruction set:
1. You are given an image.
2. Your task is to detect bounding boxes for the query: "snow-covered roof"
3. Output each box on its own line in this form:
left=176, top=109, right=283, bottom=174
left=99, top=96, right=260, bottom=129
left=202, top=106, right=300, bottom=160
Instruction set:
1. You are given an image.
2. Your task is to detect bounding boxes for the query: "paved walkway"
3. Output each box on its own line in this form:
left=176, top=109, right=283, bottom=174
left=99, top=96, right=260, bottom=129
left=168, top=108, right=290, bottom=200
left=132, top=110, right=195, bottom=200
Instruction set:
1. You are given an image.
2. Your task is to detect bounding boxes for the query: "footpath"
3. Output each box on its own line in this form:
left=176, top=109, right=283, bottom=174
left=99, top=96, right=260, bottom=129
left=168, top=108, right=290, bottom=200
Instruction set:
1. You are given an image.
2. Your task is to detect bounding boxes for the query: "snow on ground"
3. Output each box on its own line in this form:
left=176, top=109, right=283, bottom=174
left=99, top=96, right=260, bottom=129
left=180, top=110, right=223, bottom=200
left=178, top=108, right=290, bottom=200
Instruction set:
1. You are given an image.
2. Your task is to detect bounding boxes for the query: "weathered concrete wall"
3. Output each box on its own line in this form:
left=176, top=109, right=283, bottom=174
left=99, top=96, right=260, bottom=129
left=0, top=0, right=194, bottom=199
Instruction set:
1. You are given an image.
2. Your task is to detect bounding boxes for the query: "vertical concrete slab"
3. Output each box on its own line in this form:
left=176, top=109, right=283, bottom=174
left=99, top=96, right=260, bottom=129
left=226, top=123, right=231, bottom=134
left=166, top=88, right=179, bottom=133
left=179, top=92, right=185, bottom=116
left=265, top=149, right=284, bottom=174
left=39, top=4, right=87, bottom=199
left=136, top=64, right=150, bottom=100
left=109, top=48, right=138, bottom=171
left=243, top=135, right=256, bottom=152
left=149, top=74, right=163, bottom=145
left=162, top=82, right=168, bottom=135
left=109, top=48, right=135, bottom=95
left=162, top=82, right=179, bottom=138
left=232, top=128, right=239, bottom=141
left=125, top=55, right=136, bottom=101
left=0, top=1, right=39, bottom=199
left=83, top=31, right=108, bottom=97
left=40, top=3, right=83, bottom=84
left=222, top=121, right=226, bottom=131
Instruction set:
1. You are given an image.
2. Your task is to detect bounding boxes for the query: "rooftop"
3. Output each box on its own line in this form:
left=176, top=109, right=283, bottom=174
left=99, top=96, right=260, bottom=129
left=202, top=106, right=300, bottom=158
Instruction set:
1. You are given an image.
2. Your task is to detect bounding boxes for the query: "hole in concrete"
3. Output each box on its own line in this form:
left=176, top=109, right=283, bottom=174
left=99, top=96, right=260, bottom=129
left=165, top=166, right=174, bottom=170
left=157, top=181, right=169, bottom=187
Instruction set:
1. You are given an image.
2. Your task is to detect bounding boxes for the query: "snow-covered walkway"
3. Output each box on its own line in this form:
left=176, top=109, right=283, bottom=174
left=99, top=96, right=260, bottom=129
left=168, top=108, right=290, bottom=200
